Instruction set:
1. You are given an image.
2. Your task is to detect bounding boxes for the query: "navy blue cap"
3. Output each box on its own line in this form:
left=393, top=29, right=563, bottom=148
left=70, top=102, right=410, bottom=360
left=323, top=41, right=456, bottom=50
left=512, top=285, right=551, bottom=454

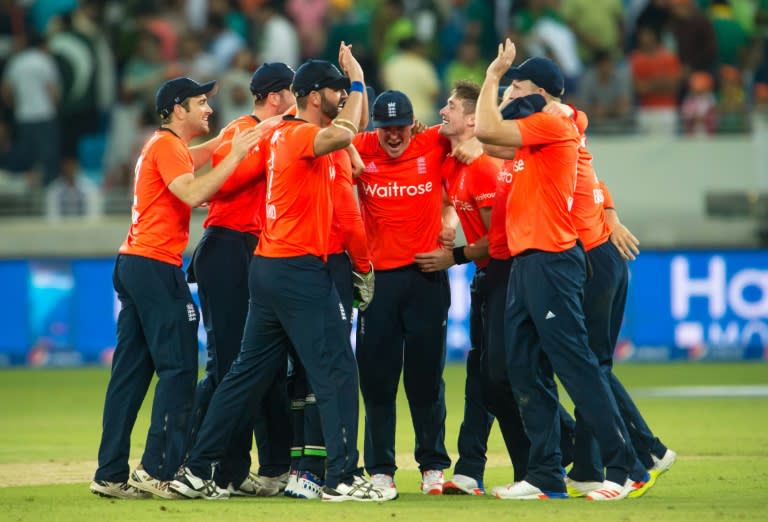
left=372, top=90, right=414, bottom=128
left=501, top=93, right=546, bottom=120
left=503, top=57, right=565, bottom=98
left=250, top=62, right=295, bottom=99
left=291, top=59, right=350, bottom=97
left=155, top=77, right=217, bottom=117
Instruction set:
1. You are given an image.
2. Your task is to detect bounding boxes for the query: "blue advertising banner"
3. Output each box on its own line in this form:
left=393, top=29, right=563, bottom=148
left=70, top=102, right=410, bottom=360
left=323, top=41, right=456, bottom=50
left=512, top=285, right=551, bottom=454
left=0, top=250, right=765, bottom=366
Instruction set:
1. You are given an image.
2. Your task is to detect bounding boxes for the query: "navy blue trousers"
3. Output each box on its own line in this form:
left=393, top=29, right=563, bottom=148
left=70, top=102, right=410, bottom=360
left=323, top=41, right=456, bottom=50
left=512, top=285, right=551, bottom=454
left=505, top=246, right=636, bottom=492
left=288, top=252, right=354, bottom=477
left=356, top=265, right=451, bottom=476
left=94, top=254, right=198, bottom=482
left=570, top=240, right=667, bottom=481
left=187, top=227, right=290, bottom=486
left=484, top=258, right=575, bottom=482
left=453, top=267, right=495, bottom=481
left=185, top=255, right=361, bottom=488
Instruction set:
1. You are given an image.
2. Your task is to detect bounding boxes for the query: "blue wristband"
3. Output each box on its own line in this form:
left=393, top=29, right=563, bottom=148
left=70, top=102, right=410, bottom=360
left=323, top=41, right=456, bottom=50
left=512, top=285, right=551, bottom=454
left=350, top=81, right=364, bottom=93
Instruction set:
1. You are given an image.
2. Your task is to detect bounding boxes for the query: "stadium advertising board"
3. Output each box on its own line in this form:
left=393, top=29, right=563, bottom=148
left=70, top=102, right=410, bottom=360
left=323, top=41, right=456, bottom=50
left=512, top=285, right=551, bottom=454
left=0, top=250, right=765, bottom=366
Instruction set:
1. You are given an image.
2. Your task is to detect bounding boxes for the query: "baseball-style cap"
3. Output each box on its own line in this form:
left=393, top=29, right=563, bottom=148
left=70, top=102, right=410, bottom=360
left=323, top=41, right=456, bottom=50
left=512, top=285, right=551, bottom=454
left=503, top=57, right=565, bottom=98
left=155, top=77, right=217, bottom=117
left=250, top=62, right=295, bottom=99
left=291, top=59, right=350, bottom=97
left=372, top=90, right=414, bottom=128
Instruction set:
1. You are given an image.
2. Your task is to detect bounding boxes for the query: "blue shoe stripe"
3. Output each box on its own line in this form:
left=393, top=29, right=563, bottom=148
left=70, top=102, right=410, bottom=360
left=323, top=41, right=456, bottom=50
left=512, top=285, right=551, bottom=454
left=543, top=490, right=569, bottom=499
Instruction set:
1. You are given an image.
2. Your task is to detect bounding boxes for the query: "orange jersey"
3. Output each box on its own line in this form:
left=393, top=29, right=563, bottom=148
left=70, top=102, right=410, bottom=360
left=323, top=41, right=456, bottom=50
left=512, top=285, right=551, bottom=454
left=256, top=117, right=334, bottom=259
left=328, top=149, right=370, bottom=272
left=571, top=110, right=611, bottom=252
left=119, top=129, right=194, bottom=266
left=204, top=115, right=268, bottom=235
left=353, top=126, right=451, bottom=270
left=443, top=153, right=499, bottom=269
left=506, top=113, right=580, bottom=256
left=488, top=160, right=514, bottom=260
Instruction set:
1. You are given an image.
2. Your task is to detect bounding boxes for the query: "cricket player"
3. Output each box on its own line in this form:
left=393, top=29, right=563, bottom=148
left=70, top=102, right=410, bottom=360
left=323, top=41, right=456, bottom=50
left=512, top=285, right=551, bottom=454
left=90, top=77, right=263, bottom=499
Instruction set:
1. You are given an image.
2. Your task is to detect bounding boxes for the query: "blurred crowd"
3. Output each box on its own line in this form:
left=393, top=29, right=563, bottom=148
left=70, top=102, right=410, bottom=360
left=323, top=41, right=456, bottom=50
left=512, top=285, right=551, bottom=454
left=1, top=0, right=767, bottom=217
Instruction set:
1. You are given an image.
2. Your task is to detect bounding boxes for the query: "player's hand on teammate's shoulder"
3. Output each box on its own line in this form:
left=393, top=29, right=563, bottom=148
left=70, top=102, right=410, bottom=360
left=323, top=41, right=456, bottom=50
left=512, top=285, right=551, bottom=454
left=411, top=120, right=428, bottom=135
left=229, top=127, right=263, bottom=160
left=542, top=101, right=573, bottom=118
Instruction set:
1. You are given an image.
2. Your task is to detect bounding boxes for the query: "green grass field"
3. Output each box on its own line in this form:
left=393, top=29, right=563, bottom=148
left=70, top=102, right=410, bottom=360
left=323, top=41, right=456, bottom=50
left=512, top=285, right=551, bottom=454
left=0, top=362, right=766, bottom=521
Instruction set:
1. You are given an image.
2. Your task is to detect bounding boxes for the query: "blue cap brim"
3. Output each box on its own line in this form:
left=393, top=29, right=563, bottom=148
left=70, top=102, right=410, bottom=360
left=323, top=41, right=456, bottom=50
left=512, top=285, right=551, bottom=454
left=372, top=117, right=414, bottom=128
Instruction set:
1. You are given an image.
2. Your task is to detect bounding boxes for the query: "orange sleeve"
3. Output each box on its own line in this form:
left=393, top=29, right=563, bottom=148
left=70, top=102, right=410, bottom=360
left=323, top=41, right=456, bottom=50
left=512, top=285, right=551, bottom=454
left=333, top=153, right=370, bottom=272
left=600, top=180, right=615, bottom=209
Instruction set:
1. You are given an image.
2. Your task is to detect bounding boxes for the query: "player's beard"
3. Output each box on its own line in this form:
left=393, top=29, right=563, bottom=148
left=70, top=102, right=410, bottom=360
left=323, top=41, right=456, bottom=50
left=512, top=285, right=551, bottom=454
left=320, top=91, right=341, bottom=121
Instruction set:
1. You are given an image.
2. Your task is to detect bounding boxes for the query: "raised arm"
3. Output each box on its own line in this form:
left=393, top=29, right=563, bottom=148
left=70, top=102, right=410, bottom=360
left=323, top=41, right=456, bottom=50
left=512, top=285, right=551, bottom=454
left=474, top=39, right=524, bottom=147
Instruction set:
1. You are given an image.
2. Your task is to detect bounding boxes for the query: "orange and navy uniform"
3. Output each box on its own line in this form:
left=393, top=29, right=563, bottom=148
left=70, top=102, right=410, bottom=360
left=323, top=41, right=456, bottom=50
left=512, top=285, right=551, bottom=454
left=488, top=160, right=514, bottom=261
left=257, top=116, right=335, bottom=260
left=570, top=110, right=611, bottom=252
left=205, top=115, right=269, bottom=236
left=119, top=129, right=194, bottom=266
left=353, top=126, right=451, bottom=270
left=443, top=153, right=500, bottom=269
left=505, top=113, right=580, bottom=256
left=328, top=149, right=370, bottom=272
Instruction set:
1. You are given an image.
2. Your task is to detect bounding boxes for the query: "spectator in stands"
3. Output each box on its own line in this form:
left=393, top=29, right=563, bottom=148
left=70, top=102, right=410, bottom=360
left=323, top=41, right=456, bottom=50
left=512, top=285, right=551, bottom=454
left=250, top=0, right=300, bottom=68
left=520, top=0, right=583, bottom=96
left=630, top=24, right=682, bottom=134
left=668, top=0, right=717, bottom=89
left=708, top=0, right=751, bottom=67
left=1, top=30, right=61, bottom=187
left=717, top=64, right=749, bottom=133
left=207, top=13, right=246, bottom=73
left=177, top=32, right=218, bottom=81
left=214, top=47, right=257, bottom=127
left=577, top=49, right=635, bottom=133
left=560, top=0, right=624, bottom=64
left=45, top=153, right=103, bottom=221
left=381, top=36, right=440, bottom=124
left=286, top=0, right=330, bottom=58
left=680, top=71, right=718, bottom=135
left=373, top=0, right=415, bottom=65
left=443, top=38, right=486, bottom=94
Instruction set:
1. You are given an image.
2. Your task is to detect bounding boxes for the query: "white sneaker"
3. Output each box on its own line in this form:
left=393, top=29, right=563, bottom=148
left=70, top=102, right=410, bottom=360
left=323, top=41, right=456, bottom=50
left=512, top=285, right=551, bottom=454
left=650, top=449, right=677, bottom=479
left=229, top=471, right=290, bottom=497
left=129, top=468, right=184, bottom=499
left=321, top=475, right=398, bottom=502
left=585, top=479, right=633, bottom=501
left=443, top=474, right=485, bottom=495
left=284, top=470, right=324, bottom=499
left=494, top=480, right=569, bottom=500
left=169, top=466, right=230, bottom=500
left=565, top=476, right=603, bottom=498
left=420, top=469, right=444, bottom=495
left=90, top=480, right=152, bottom=499
left=370, top=473, right=398, bottom=497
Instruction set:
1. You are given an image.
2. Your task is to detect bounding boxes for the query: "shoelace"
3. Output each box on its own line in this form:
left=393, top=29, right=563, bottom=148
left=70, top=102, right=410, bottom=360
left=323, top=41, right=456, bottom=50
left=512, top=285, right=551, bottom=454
left=348, top=479, right=383, bottom=499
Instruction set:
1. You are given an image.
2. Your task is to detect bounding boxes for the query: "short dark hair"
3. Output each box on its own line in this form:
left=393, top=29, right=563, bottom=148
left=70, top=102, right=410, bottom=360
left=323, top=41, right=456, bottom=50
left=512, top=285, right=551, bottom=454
left=160, top=98, right=190, bottom=124
left=451, top=80, right=481, bottom=115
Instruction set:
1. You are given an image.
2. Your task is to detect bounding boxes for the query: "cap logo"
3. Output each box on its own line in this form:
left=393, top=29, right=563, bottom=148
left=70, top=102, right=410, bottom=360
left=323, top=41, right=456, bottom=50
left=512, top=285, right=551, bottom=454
left=388, top=102, right=397, bottom=117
